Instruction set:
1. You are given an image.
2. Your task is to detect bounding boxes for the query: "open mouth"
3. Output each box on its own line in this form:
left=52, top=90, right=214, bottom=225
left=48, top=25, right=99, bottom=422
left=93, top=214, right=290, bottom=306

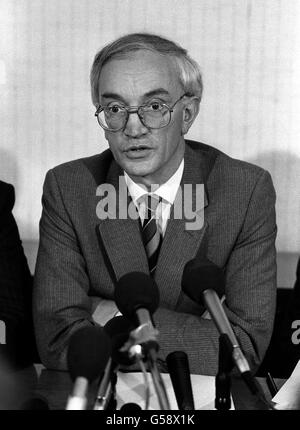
left=126, top=146, right=151, bottom=152
left=125, top=146, right=153, bottom=158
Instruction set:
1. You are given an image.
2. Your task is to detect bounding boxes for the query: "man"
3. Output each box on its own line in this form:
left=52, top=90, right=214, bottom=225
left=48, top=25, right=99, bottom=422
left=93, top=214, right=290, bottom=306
left=0, top=180, right=38, bottom=368
left=33, top=33, right=277, bottom=375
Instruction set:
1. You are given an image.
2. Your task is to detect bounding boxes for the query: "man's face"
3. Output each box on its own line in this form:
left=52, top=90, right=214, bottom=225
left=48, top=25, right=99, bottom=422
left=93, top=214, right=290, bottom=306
left=98, top=50, right=186, bottom=187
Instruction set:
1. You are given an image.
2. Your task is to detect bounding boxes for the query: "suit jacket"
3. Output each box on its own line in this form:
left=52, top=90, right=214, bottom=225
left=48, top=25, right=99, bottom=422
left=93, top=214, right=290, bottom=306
left=259, top=257, right=300, bottom=378
left=0, top=180, right=39, bottom=367
left=33, top=140, right=277, bottom=375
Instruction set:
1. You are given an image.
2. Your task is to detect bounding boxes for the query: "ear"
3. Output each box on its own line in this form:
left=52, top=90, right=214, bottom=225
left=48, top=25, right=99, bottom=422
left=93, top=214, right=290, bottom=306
left=181, top=97, right=200, bottom=135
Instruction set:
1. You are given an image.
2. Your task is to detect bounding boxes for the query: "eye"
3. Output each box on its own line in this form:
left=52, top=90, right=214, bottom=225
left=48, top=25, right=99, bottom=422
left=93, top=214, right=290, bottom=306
left=106, top=104, right=124, bottom=114
left=149, top=101, right=163, bottom=111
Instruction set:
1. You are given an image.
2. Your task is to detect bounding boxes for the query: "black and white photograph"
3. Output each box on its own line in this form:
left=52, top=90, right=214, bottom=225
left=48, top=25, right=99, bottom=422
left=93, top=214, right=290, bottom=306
left=0, top=0, right=299, bottom=415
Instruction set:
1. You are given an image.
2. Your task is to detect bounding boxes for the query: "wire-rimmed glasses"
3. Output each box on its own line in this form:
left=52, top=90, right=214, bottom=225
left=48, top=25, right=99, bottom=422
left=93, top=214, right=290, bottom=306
left=94, top=93, right=188, bottom=132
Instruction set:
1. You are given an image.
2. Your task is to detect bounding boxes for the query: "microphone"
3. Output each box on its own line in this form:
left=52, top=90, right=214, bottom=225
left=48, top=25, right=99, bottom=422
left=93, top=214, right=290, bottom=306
left=182, top=259, right=259, bottom=395
left=104, top=316, right=136, bottom=366
left=115, top=272, right=170, bottom=410
left=114, top=272, right=160, bottom=354
left=166, top=351, right=195, bottom=410
left=93, top=316, right=135, bottom=410
left=120, top=402, right=142, bottom=412
left=93, top=357, right=117, bottom=411
left=104, top=315, right=134, bottom=341
left=66, top=325, right=111, bottom=410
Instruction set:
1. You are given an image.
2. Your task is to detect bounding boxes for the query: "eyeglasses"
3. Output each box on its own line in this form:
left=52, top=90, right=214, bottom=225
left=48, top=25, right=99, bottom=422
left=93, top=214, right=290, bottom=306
left=94, top=93, right=188, bottom=132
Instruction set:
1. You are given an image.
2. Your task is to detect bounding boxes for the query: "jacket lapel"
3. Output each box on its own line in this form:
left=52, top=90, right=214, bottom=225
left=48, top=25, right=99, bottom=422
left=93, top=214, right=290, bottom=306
left=154, top=143, right=210, bottom=309
left=97, top=160, right=149, bottom=282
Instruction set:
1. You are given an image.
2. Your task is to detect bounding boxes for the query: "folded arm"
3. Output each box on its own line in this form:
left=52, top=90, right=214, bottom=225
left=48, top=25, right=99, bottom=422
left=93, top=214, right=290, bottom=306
left=33, top=170, right=118, bottom=370
left=153, top=170, right=277, bottom=375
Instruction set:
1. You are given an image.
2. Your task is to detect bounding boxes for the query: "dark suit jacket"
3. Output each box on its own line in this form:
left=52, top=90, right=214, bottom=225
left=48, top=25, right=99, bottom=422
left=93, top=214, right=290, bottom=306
left=0, top=181, right=38, bottom=367
left=258, top=257, right=300, bottom=378
left=33, top=140, right=277, bottom=375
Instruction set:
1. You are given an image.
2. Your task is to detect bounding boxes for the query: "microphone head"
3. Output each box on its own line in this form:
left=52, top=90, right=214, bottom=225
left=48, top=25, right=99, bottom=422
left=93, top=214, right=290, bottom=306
left=67, top=325, right=111, bottom=383
left=114, top=272, right=160, bottom=321
left=111, top=332, right=136, bottom=366
left=182, top=258, right=225, bottom=305
left=120, top=402, right=142, bottom=412
left=104, top=316, right=134, bottom=338
left=104, top=316, right=136, bottom=366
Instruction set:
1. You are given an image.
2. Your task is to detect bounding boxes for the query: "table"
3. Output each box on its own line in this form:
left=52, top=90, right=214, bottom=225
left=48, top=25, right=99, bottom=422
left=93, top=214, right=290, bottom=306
left=16, top=365, right=285, bottom=411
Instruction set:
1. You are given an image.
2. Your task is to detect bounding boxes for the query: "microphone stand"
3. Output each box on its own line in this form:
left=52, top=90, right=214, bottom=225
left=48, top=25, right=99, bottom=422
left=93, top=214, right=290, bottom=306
left=121, top=322, right=171, bottom=410
left=215, top=334, right=233, bottom=411
left=215, top=334, right=276, bottom=410
left=147, top=348, right=170, bottom=410
left=93, top=358, right=117, bottom=410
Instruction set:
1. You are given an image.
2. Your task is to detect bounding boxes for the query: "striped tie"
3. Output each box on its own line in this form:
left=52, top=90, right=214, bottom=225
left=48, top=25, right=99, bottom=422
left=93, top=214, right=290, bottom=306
left=140, top=194, right=162, bottom=276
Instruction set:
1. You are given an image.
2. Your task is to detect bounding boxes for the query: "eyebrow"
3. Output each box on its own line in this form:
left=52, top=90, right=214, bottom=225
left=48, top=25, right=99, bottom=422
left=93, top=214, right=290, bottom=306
left=101, top=88, right=171, bottom=103
left=144, top=88, right=171, bottom=98
left=101, top=92, right=126, bottom=103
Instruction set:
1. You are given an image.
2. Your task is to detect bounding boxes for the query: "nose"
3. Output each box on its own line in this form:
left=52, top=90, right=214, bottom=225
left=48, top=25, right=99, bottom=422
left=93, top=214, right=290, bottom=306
left=124, top=111, right=149, bottom=138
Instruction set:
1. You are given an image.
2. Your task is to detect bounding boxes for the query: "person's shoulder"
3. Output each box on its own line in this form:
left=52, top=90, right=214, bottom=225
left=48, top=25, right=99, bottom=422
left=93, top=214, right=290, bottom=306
left=186, top=140, right=269, bottom=179
left=0, top=180, right=14, bottom=196
left=50, top=148, right=113, bottom=174
left=45, top=149, right=115, bottom=185
left=0, top=180, right=15, bottom=214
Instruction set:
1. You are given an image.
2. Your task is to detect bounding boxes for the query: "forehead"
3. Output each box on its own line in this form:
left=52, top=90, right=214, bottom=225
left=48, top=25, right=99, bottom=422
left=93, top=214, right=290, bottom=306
left=98, top=50, right=181, bottom=100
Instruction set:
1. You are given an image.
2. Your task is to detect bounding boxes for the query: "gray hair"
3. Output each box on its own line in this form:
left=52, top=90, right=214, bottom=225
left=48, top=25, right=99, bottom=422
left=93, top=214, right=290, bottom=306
left=90, top=32, right=203, bottom=106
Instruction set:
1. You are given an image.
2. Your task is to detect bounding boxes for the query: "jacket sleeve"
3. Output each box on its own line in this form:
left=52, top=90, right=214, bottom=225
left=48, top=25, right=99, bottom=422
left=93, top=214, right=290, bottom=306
left=153, top=170, right=277, bottom=375
left=33, top=170, right=96, bottom=370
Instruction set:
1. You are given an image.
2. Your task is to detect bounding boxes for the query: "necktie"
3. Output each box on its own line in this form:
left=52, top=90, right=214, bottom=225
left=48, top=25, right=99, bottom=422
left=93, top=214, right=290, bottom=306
left=140, top=194, right=162, bottom=276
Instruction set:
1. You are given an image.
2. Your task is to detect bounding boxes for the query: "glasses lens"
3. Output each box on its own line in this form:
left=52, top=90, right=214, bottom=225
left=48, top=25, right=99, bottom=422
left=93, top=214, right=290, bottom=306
left=97, top=106, right=127, bottom=130
left=96, top=102, right=172, bottom=131
left=140, top=103, right=171, bottom=129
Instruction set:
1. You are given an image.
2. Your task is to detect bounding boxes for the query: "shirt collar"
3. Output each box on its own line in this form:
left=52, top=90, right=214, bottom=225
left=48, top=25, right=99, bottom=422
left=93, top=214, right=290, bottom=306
left=124, top=159, right=184, bottom=206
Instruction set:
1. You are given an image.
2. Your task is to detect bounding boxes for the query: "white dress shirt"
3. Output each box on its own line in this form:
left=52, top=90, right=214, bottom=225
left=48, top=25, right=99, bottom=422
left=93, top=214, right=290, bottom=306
left=124, top=159, right=184, bottom=236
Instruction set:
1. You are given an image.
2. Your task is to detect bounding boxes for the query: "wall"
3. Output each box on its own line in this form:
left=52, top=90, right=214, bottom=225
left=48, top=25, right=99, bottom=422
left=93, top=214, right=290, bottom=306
left=0, top=0, right=299, bottom=260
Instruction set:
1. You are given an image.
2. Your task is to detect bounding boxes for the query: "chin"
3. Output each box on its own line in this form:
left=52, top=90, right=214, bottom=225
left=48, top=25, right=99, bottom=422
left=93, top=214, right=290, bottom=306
left=122, top=159, right=156, bottom=178
left=126, top=168, right=154, bottom=181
